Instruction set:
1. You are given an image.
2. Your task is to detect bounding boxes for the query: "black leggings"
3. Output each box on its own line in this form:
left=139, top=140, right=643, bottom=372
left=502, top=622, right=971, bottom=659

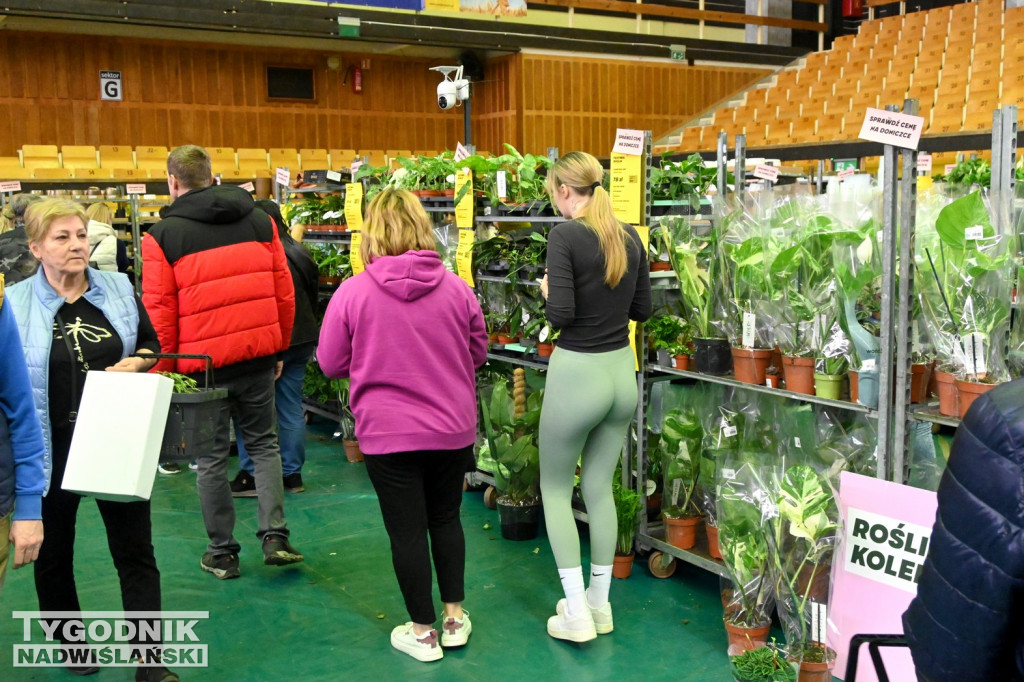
left=35, top=427, right=162, bottom=646
left=363, top=446, right=473, bottom=625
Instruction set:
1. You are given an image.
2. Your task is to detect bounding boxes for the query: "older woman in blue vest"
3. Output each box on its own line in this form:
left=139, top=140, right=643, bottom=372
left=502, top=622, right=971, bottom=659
left=6, top=199, right=177, bottom=682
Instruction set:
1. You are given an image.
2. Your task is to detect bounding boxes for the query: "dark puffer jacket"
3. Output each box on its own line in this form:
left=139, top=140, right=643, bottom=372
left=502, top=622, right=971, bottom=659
left=903, top=379, right=1024, bottom=682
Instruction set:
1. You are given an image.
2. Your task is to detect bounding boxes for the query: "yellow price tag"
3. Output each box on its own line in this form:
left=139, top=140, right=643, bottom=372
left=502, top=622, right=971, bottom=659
left=609, top=152, right=643, bottom=225
left=350, top=232, right=365, bottom=276
left=455, top=168, right=474, bottom=228
left=456, top=228, right=475, bottom=288
left=345, top=182, right=364, bottom=232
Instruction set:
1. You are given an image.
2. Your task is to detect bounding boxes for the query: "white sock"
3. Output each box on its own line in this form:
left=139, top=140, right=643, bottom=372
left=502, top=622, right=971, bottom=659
left=557, top=566, right=587, bottom=617
left=587, top=564, right=613, bottom=608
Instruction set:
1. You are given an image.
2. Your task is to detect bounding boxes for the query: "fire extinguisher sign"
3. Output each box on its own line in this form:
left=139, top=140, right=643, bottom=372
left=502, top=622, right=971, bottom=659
left=100, top=71, right=123, bottom=101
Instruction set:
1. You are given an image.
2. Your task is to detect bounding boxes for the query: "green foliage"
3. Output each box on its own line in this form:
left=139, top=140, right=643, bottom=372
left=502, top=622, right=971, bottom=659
left=730, top=642, right=797, bottom=682
left=943, top=158, right=991, bottom=187
left=660, top=215, right=728, bottom=339
left=612, top=475, right=643, bottom=555
left=646, top=313, right=690, bottom=356
left=306, top=243, right=352, bottom=279
left=659, top=408, right=703, bottom=518
left=159, top=372, right=200, bottom=394
left=480, top=382, right=544, bottom=505
left=651, top=153, right=718, bottom=206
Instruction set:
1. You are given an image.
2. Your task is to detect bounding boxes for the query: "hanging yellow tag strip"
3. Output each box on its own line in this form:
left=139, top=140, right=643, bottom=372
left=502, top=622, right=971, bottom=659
left=628, top=225, right=649, bottom=371
left=455, top=168, right=474, bottom=228
left=609, top=152, right=643, bottom=225
left=345, top=182, right=363, bottom=232
left=456, top=228, right=475, bottom=288
left=350, top=233, right=365, bottom=276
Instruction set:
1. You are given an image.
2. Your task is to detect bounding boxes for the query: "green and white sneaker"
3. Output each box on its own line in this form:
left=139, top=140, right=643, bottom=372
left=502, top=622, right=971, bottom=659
left=440, top=611, right=472, bottom=647
left=547, top=602, right=597, bottom=643
left=557, top=592, right=614, bottom=634
left=390, top=623, right=443, bottom=662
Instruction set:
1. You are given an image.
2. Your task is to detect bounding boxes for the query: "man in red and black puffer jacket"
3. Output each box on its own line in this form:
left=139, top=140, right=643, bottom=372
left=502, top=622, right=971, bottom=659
left=142, top=145, right=303, bottom=580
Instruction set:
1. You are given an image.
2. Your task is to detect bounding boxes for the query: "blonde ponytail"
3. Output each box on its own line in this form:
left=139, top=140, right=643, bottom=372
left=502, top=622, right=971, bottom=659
left=546, top=151, right=628, bottom=288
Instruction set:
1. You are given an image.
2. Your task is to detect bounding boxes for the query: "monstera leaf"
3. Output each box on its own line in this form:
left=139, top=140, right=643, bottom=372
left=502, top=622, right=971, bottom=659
left=777, top=465, right=836, bottom=545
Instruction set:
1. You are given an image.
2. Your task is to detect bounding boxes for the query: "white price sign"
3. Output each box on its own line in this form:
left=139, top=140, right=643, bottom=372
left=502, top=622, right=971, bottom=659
left=125, top=183, right=147, bottom=195
left=722, top=425, right=738, bottom=438
left=917, top=154, right=933, bottom=174
left=239, top=182, right=255, bottom=193
left=965, top=225, right=985, bottom=240
left=741, top=311, right=756, bottom=349
left=496, top=170, right=507, bottom=200
left=944, top=163, right=957, bottom=175
left=612, top=128, right=644, bottom=156
left=857, top=107, right=925, bottom=150
left=350, top=160, right=363, bottom=176
left=0, top=180, right=22, bottom=192
left=326, top=170, right=342, bottom=183
left=837, top=168, right=856, bottom=181
left=275, top=167, right=290, bottom=187
left=753, top=164, right=779, bottom=182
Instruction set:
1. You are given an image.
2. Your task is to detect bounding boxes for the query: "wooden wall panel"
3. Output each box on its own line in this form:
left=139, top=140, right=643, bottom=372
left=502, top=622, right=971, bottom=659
left=0, top=31, right=468, bottom=156
left=518, top=54, right=766, bottom=157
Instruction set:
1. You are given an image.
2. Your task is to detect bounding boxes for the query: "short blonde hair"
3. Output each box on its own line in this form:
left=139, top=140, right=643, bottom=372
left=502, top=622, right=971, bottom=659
left=24, top=198, right=88, bottom=243
left=85, top=202, right=113, bottom=225
left=360, top=188, right=437, bottom=263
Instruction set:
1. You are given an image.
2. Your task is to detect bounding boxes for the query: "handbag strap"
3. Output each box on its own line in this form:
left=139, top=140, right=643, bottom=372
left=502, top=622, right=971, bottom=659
left=54, top=310, right=79, bottom=424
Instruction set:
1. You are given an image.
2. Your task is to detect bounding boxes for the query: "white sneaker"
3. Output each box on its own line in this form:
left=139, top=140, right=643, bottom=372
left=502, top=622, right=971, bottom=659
left=547, top=602, right=597, bottom=643
left=440, top=610, right=472, bottom=647
left=557, top=595, right=613, bottom=635
left=390, top=623, right=443, bottom=662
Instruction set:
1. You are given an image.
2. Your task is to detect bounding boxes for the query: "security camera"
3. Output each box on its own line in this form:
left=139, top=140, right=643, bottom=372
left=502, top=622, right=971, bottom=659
left=437, top=79, right=458, bottom=110
left=430, top=65, right=470, bottom=110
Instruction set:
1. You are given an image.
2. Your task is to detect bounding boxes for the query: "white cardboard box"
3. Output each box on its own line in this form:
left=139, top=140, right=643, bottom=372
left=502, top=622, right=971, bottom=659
left=63, top=371, right=173, bottom=502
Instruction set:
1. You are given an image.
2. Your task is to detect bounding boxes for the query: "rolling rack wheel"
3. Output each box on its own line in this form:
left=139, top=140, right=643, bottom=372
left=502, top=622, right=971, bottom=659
left=482, top=485, right=499, bottom=510
left=648, top=551, right=677, bottom=578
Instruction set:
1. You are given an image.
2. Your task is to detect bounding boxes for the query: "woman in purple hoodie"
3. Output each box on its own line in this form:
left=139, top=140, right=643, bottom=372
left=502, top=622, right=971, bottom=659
left=318, top=188, right=488, bottom=663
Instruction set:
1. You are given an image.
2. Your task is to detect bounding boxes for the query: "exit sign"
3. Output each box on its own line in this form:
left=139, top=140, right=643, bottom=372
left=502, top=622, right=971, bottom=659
left=670, top=44, right=687, bottom=61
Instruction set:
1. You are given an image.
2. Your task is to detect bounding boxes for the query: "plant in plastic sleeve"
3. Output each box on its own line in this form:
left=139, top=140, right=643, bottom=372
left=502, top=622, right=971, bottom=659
left=665, top=212, right=731, bottom=340
left=717, top=461, right=775, bottom=633
left=812, top=308, right=851, bottom=377
left=659, top=405, right=704, bottom=519
left=763, top=463, right=839, bottom=666
left=720, top=192, right=778, bottom=349
left=697, top=392, right=740, bottom=524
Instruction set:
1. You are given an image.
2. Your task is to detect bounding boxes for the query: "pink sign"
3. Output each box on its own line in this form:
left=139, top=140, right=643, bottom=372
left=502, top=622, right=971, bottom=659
left=829, top=472, right=937, bottom=681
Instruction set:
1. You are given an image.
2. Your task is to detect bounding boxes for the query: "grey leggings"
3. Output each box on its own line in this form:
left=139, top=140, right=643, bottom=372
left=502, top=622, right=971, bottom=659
left=539, top=345, right=638, bottom=568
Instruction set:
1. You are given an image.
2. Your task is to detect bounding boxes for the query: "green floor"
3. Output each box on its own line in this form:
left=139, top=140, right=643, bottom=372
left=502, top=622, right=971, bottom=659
left=2, top=421, right=745, bottom=681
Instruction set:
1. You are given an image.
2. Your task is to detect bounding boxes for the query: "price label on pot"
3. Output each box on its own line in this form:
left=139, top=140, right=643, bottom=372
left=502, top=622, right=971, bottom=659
left=645, top=479, right=657, bottom=496
left=345, top=182, right=363, bottom=231
left=810, top=602, right=827, bottom=643
left=861, top=358, right=877, bottom=371
left=794, top=437, right=802, bottom=448
left=496, top=170, right=507, bottom=200
left=722, top=425, right=737, bottom=438
left=455, top=167, right=473, bottom=228
left=962, top=333, right=987, bottom=376
left=671, top=479, right=682, bottom=506
left=350, top=232, right=364, bottom=276
left=0, top=180, right=22, bottom=192
left=752, top=164, right=779, bottom=183
left=965, top=224, right=985, bottom=240
left=456, top=228, right=475, bottom=288
left=741, top=312, right=756, bottom=349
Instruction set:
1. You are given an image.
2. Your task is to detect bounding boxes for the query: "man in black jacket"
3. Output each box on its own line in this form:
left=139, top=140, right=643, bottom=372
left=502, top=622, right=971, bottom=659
left=229, top=199, right=320, bottom=497
left=903, top=380, right=1024, bottom=681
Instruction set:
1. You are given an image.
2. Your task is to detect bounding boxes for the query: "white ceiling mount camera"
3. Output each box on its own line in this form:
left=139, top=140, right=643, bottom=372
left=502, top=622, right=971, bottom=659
left=430, top=65, right=470, bottom=110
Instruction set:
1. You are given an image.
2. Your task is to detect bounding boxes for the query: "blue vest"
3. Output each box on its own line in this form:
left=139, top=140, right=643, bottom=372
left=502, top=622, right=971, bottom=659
left=6, top=268, right=138, bottom=493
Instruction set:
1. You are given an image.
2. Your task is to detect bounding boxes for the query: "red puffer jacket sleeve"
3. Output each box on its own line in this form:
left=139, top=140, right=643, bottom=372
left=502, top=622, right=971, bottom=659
left=141, top=232, right=179, bottom=374
left=270, top=228, right=295, bottom=352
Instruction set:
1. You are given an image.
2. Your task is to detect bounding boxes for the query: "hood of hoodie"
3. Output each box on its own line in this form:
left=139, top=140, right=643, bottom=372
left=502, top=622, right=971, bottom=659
left=365, top=250, right=446, bottom=302
left=87, top=220, right=116, bottom=246
left=162, top=185, right=255, bottom=225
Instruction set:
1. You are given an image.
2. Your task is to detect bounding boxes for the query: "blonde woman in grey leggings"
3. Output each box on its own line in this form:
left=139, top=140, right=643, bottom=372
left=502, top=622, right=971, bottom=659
left=538, top=151, right=651, bottom=643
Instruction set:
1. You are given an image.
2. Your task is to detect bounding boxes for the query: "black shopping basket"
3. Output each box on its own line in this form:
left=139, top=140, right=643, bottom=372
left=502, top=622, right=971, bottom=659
left=137, top=353, right=230, bottom=462
left=843, top=634, right=909, bottom=682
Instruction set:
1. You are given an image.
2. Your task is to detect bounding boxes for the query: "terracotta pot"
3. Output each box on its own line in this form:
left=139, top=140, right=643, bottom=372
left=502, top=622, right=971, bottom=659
left=343, top=439, right=363, bottom=463
left=934, top=369, right=959, bottom=417
left=813, top=373, right=844, bottom=400
left=956, top=379, right=998, bottom=418
left=673, top=354, right=691, bottom=371
left=764, top=373, right=781, bottom=388
left=318, top=275, right=343, bottom=287
left=489, top=332, right=500, bottom=343
left=663, top=514, right=700, bottom=550
left=723, top=618, right=771, bottom=654
left=782, top=355, right=815, bottom=395
left=612, top=553, right=634, bottom=579
left=927, top=360, right=939, bottom=398
left=536, top=342, right=555, bottom=357
left=910, top=363, right=932, bottom=403
left=705, top=522, right=722, bottom=559
left=793, top=647, right=836, bottom=682
left=441, top=188, right=456, bottom=198
left=849, top=370, right=859, bottom=403
left=496, top=334, right=515, bottom=345
left=650, top=261, right=673, bottom=271
left=731, top=347, right=773, bottom=385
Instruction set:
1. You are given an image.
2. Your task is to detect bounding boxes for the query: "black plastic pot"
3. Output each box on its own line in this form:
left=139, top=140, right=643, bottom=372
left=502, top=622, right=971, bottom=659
left=497, top=500, right=541, bottom=540
left=162, top=389, right=230, bottom=462
left=692, top=338, right=732, bottom=375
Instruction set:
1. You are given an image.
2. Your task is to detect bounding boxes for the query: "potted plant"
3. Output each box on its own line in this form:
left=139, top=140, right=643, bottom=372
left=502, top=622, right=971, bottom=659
left=157, top=365, right=229, bottom=464
left=812, top=308, right=850, bottom=401
left=717, top=462, right=775, bottom=655
left=612, top=474, right=642, bottom=578
left=308, top=243, right=352, bottom=286
left=335, top=378, right=361, bottom=462
left=764, top=465, right=839, bottom=682
left=650, top=152, right=718, bottom=216
left=480, top=369, right=544, bottom=540
left=646, top=313, right=689, bottom=367
left=730, top=641, right=797, bottom=682
left=658, top=407, right=704, bottom=549
left=663, top=214, right=732, bottom=374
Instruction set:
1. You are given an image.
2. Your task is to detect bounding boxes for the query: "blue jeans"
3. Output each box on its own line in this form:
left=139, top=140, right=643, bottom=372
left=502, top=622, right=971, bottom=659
left=236, top=343, right=312, bottom=477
